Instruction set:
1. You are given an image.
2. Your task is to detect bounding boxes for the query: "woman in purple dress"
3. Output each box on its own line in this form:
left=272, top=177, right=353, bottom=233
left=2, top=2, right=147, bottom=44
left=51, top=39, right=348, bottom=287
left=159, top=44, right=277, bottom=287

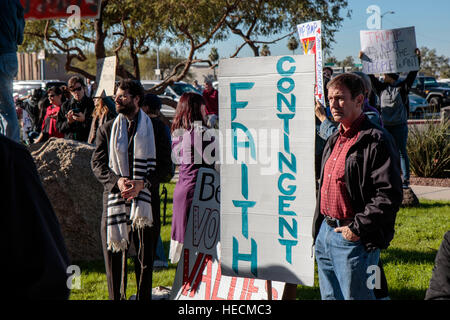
left=169, top=92, right=216, bottom=263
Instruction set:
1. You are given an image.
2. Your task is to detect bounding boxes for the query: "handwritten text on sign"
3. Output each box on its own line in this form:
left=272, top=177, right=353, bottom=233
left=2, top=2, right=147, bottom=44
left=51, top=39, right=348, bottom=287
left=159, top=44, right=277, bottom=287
left=219, top=55, right=316, bottom=285
left=297, top=20, right=324, bottom=106
left=170, top=169, right=285, bottom=300
left=360, top=26, right=419, bottom=74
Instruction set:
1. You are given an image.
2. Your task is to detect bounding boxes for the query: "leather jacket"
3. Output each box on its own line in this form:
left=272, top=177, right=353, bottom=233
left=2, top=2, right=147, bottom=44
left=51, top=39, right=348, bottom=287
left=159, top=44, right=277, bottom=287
left=313, top=116, right=403, bottom=251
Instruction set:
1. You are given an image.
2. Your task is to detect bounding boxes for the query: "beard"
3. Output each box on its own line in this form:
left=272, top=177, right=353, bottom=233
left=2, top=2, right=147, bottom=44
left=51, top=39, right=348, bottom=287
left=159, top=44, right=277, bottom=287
left=116, top=100, right=136, bottom=116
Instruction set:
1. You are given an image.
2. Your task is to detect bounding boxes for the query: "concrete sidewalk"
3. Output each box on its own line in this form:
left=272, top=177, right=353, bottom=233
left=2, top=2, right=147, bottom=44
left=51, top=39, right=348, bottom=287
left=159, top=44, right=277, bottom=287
left=410, top=185, right=450, bottom=201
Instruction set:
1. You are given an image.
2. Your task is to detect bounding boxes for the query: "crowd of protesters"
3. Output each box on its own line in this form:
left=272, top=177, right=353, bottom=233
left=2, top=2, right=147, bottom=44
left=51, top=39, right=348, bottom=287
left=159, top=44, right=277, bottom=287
left=2, top=6, right=447, bottom=298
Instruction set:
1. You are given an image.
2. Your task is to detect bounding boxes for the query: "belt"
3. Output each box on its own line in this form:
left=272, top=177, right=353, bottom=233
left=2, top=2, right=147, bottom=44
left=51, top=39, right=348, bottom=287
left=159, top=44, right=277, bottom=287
left=323, top=215, right=352, bottom=228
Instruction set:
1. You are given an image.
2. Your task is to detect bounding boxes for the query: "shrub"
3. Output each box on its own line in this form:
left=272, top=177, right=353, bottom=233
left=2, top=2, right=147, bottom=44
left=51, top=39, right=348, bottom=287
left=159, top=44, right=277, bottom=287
left=407, top=119, right=450, bottom=178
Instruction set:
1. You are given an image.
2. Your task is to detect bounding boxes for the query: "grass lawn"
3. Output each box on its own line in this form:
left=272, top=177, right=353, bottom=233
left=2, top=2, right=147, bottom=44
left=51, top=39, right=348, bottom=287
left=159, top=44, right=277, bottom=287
left=69, top=182, right=450, bottom=300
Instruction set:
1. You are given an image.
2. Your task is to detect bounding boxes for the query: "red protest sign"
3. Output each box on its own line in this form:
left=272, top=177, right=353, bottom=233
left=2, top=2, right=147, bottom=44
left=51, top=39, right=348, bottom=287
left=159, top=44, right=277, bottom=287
left=20, top=0, right=99, bottom=20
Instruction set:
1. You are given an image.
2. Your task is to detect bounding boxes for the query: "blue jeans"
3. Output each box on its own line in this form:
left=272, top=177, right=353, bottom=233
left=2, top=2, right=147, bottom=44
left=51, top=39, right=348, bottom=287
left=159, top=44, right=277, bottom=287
left=0, top=53, right=20, bottom=142
left=315, top=220, right=380, bottom=300
left=385, top=124, right=409, bottom=187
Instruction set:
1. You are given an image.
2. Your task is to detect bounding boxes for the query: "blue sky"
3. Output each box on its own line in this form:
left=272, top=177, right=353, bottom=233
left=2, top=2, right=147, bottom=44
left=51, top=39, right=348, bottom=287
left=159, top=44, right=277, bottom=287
left=198, top=0, right=450, bottom=62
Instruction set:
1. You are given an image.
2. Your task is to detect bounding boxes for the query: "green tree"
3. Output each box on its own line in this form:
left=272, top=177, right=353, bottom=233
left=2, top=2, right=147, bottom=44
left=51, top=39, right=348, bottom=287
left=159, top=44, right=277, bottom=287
left=339, top=56, right=354, bottom=68
left=131, top=0, right=241, bottom=93
left=419, top=46, right=450, bottom=78
left=137, top=47, right=185, bottom=80
left=325, top=56, right=339, bottom=65
left=287, top=36, right=299, bottom=55
left=20, top=0, right=241, bottom=93
left=225, top=0, right=350, bottom=57
left=20, top=0, right=350, bottom=94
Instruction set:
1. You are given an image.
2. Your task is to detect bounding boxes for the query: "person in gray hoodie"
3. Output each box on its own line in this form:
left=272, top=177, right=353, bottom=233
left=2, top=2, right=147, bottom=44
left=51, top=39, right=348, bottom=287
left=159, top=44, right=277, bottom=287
left=359, top=48, right=421, bottom=189
left=0, top=0, right=24, bottom=142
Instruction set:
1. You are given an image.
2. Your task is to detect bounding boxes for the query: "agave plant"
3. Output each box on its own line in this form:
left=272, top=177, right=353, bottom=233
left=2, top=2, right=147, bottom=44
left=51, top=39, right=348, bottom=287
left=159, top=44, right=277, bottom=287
left=407, top=119, right=450, bottom=178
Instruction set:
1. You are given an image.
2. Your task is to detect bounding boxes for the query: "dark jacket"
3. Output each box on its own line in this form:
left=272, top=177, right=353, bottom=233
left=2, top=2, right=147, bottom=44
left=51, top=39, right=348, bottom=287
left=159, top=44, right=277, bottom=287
left=425, top=231, right=450, bottom=300
left=0, top=134, right=70, bottom=299
left=56, top=96, right=95, bottom=142
left=23, top=97, right=42, bottom=132
left=312, top=116, right=403, bottom=251
left=91, top=114, right=173, bottom=227
left=0, top=0, right=24, bottom=54
left=87, top=109, right=117, bottom=145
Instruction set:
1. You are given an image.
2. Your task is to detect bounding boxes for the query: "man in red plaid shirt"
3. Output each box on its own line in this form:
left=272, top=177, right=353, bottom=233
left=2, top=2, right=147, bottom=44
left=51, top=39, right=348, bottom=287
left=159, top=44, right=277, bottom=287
left=312, top=73, right=403, bottom=300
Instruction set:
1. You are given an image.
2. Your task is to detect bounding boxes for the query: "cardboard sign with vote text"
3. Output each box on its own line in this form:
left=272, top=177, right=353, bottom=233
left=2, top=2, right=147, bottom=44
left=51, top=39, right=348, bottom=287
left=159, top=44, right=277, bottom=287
left=94, top=56, right=117, bottom=98
left=360, top=26, right=419, bottom=74
left=218, top=55, right=316, bottom=286
left=171, top=168, right=285, bottom=300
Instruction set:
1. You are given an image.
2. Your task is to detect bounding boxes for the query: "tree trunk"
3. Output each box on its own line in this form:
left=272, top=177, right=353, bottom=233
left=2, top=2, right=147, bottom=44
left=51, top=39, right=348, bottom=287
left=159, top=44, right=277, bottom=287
left=249, top=42, right=260, bottom=57
left=94, top=0, right=109, bottom=61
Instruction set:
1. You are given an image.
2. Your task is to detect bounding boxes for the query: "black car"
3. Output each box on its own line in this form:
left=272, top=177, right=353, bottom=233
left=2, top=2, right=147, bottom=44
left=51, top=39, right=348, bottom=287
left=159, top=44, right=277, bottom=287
left=410, top=76, right=450, bottom=110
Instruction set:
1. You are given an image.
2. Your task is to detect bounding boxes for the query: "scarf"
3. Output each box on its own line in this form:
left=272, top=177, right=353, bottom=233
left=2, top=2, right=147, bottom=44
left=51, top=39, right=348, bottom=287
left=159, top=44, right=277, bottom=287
left=107, top=109, right=156, bottom=252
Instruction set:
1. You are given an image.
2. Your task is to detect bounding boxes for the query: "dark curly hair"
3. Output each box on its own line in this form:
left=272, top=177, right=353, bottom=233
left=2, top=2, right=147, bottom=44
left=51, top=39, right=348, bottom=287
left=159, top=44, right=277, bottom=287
left=117, top=79, right=144, bottom=103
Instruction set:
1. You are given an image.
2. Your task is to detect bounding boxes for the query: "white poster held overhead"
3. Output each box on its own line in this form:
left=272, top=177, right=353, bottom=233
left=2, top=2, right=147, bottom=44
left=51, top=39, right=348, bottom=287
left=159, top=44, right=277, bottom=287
left=94, top=56, right=117, bottom=97
left=171, top=168, right=285, bottom=300
left=297, top=20, right=324, bottom=106
left=218, top=55, right=316, bottom=286
left=360, top=26, right=419, bottom=74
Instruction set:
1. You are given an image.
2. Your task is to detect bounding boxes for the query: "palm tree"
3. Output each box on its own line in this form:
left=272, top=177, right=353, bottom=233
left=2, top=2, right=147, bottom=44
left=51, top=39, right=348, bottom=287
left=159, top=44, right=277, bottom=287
left=209, top=47, right=219, bottom=64
left=287, top=36, right=299, bottom=55
left=260, top=44, right=271, bottom=56
left=209, top=47, right=219, bottom=79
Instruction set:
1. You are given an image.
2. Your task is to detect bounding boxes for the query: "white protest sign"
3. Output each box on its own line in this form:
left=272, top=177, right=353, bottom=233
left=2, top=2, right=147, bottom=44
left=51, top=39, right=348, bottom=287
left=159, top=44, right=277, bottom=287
left=297, top=20, right=324, bottom=105
left=94, top=56, right=117, bottom=97
left=360, top=26, right=419, bottom=74
left=218, top=55, right=316, bottom=286
left=171, top=168, right=285, bottom=300
left=22, top=109, right=32, bottom=139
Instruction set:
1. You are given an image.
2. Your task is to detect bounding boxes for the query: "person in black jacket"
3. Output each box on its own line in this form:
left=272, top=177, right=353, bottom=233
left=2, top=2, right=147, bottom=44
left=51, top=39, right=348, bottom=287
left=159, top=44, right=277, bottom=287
left=425, top=231, right=450, bottom=300
left=56, top=76, right=95, bottom=142
left=91, top=80, right=172, bottom=301
left=313, top=73, right=403, bottom=300
left=0, top=133, right=70, bottom=299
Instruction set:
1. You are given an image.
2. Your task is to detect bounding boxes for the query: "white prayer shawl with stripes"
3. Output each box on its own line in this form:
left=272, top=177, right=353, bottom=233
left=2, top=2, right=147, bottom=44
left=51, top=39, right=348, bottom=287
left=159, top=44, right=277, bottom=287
left=107, top=109, right=156, bottom=252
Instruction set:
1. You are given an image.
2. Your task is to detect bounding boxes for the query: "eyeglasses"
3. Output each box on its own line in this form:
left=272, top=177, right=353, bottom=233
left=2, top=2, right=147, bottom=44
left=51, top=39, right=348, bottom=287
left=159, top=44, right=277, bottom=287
left=115, top=94, right=133, bottom=100
left=70, top=86, right=83, bottom=92
left=48, top=95, right=55, bottom=98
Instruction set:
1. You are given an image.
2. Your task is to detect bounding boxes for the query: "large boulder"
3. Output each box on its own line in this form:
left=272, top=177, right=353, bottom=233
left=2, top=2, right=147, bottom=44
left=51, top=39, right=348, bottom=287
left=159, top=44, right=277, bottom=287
left=30, top=138, right=104, bottom=262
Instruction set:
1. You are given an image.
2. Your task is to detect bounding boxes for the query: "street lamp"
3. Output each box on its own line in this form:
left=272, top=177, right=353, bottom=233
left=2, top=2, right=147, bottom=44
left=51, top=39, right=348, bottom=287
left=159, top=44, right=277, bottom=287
left=380, top=11, right=395, bottom=29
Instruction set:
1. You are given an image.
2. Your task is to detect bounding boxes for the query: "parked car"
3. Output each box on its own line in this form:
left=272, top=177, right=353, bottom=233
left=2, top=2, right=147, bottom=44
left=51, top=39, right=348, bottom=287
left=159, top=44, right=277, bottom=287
left=140, top=80, right=201, bottom=101
left=13, top=79, right=66, bottom=98
left=408, top=93, right=430, bottom=118
left=410, top=76, right=450, bottom=110
left=140, top=80, right=202, bottom=121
